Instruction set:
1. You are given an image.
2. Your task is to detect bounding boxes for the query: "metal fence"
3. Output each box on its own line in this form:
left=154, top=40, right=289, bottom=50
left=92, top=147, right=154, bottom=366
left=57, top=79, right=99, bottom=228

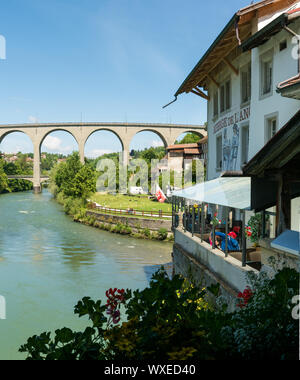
left=88, top=202, right=172, bottom=219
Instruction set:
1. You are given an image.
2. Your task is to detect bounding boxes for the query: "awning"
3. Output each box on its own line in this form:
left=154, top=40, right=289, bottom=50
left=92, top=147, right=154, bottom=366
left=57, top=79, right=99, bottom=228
left=172, top=177, right=251, bottom=210
left=271, top=230, right=300, bottom=256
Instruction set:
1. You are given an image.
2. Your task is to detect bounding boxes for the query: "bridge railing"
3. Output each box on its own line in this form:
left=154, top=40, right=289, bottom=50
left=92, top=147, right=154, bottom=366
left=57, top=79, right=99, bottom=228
left=6, top=175, right=49, bottom=179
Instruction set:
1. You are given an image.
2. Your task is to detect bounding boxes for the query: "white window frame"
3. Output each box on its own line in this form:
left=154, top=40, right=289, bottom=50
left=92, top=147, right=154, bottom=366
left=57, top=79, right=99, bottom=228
left=216, top=134, right=223, bottom=171
left=260, top=50, right=274, bottom=98
left=213, top=90, right=219, bottom=118
left=241, top=63, right=251, bottom=105
left=240, top=124, right=249, bottom=166
left=220, top=77, right=231, bottom=114
left=264, top=112, right=278, bottom=143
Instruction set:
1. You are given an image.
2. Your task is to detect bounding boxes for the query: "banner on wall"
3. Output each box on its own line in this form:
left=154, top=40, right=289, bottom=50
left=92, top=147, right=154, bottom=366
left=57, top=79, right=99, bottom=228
left=214, top=106, right=250, bottom=172
left=213, top=106, right=250, bottom=134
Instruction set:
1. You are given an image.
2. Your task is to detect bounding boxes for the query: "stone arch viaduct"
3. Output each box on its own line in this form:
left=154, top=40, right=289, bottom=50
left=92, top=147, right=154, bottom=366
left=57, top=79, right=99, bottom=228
left=0, top=122, right=207, bottom=192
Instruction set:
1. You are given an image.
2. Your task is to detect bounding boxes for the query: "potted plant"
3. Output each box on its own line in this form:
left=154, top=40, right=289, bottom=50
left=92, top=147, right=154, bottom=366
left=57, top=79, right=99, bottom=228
left=211, top=213, right=222, bottom=231
left=246, top=214, right=263, bottom=249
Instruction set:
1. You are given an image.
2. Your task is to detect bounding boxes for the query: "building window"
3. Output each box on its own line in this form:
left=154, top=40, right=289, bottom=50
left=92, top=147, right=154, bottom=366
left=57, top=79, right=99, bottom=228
left=265, top=116, right=277, bottom=142
left=260, top=51, right=273, bottom=96
left=216, top=134, right=223, bottom=170
left=225, top=80, right=231, bottom=110
left=220, top=79, right=231, bottom=113
left=220, top=86, right=225, bottom=113
left=213, top=91, right=219, bottom=117
left=241, top=63, right=251, bottom=104
left=241, top=125, right=249, bottom=165
left=280, top=40, right=287, bottom=51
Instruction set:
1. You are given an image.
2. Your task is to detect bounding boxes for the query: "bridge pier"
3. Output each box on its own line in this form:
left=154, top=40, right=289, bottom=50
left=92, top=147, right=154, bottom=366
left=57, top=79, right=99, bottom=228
left=33, top=144, right=41, bottom=194
left=78, top=141, right=85, bottom=164
left=33, top=185, right=42, bottom=194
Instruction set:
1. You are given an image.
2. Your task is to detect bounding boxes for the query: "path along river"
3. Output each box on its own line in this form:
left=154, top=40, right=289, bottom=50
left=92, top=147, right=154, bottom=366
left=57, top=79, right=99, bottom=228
left=0, top=190, right=172, bottom=360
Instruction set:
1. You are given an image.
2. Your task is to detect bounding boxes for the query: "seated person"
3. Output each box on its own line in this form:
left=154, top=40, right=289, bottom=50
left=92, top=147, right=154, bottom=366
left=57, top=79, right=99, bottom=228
left=211, top=231, right=240, bottom=252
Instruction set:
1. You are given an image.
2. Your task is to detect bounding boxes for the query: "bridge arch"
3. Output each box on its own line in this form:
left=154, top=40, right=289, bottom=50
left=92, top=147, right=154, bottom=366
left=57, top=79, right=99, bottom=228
left=84, top=129, right=124, bottom=162
left=172, top=130, right=206, bottom=145
left=83, top=128, right=124, bottom=151
left=0, top=129, right=34, bottom=146
left=39, top=128, right=80, bottom=151
left=131, top=129, right=169, bottom=148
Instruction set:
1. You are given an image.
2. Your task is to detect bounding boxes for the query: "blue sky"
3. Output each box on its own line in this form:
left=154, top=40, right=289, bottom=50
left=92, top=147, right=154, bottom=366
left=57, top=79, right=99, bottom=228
left=0, top=0, right=251, bottom=156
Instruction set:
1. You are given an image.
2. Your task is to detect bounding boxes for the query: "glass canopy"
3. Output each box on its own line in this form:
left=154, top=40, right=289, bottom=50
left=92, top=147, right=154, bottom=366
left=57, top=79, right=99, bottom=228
left=172, top=177, right=251, bottom=210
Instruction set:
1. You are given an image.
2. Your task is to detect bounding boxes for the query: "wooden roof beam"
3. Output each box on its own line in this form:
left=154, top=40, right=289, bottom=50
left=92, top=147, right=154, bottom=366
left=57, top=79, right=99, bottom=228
left=207, top=73, right=220, bottom=88
left=187, top=44, right=241, bottom=91
left=223, top=57, right=239, bottom=76
left=190, top=88, right=210, bottom=101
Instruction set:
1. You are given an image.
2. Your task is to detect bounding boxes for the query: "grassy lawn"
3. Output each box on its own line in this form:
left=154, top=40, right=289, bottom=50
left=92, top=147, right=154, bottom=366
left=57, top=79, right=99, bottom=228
left=91, top=193, right=172, bottom=213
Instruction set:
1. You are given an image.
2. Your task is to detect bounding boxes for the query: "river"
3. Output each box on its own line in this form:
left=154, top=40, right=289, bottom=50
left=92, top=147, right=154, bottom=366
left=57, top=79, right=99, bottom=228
left=0, top=190, right=172, bottom=360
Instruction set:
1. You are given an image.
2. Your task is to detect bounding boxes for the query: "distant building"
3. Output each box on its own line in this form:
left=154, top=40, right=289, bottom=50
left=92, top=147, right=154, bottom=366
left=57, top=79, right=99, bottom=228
left=8, top=155, right=18, bottom=163
left=166, top=138, right=207, bottom=172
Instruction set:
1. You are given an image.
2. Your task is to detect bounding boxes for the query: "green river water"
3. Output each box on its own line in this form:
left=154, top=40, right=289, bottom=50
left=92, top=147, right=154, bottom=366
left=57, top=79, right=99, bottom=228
left=0, top=190, right=172, bottom=360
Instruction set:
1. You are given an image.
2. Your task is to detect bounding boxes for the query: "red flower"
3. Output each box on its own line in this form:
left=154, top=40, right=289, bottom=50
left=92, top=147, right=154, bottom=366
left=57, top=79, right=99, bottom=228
left=105, top=288, right=125, bottom=324
left=237, top=286, right=253, bottom=308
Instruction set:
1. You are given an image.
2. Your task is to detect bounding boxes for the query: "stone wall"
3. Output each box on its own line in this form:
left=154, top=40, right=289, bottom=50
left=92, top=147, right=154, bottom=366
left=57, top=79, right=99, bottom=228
left=259, top=238, right=300, bottom=274
left=86, top=211, right=172, bottom=233
left=173, top=228, right=259, bottom=311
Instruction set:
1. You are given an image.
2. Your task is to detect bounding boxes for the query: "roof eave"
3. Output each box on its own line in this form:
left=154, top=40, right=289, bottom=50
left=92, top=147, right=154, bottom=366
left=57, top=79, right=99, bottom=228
left=241, top=10, right=300, bottom=51
left=175, top=13, right=239, bottom=97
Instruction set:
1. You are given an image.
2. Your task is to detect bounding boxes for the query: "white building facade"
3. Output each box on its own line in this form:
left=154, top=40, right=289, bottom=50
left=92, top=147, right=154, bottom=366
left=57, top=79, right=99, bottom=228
left=172, top=0, right=300, bottom=232
left=206, top=2, right=300, bottom=180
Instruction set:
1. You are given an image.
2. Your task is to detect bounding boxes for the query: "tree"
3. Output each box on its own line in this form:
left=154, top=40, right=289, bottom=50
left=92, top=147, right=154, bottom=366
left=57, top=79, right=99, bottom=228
left=0, top=159, right=9, bottom=193
left=175, top=133, right=203, bottom=145
left=71, top=165, right=96, bottom=199
left=52, top=152, right=96, bottom=200
left=55, top=152, right=82, bottom=197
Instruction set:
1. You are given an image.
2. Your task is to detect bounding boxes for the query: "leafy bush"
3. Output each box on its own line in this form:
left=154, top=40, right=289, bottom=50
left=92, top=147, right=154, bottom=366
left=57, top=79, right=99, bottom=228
left=221, top=267, right=299, bottom=360
left=157, top=228, right=168, bottom=241
left=63, top=197, right=85, bottom=217
left=246, top=213, right=269, bottom=244
left=19, top=267, right=299, bottom=360
left=142, top=228, right=151, bottom=238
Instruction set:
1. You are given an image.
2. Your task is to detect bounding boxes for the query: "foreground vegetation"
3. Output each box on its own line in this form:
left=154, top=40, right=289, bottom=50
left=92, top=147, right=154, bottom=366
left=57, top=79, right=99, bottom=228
left=19, top=266, right=299, bottom=360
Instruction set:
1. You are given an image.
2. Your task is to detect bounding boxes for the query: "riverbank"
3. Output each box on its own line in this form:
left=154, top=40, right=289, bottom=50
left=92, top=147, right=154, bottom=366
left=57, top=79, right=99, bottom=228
left=74, top=208, right=173, bottom=242
left=84, top=210, right=173, bottom=240
left=55, top=192, right=174, bottom=242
